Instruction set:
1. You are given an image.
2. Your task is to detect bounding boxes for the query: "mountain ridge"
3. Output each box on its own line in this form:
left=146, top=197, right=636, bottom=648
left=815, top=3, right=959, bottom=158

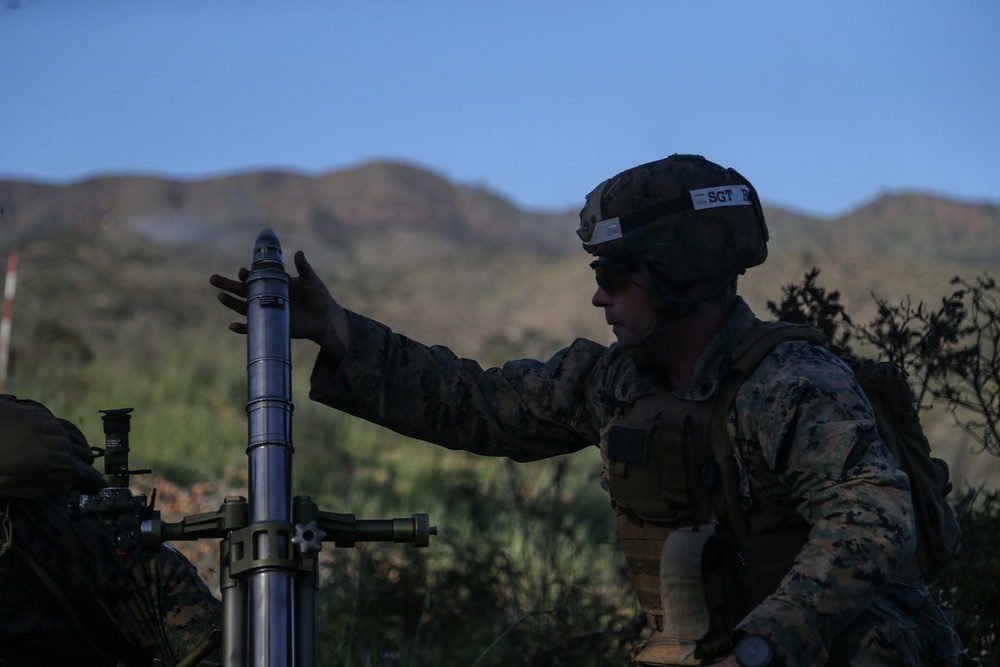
left=1, top=160, right=997, bottom=367
left=4, top=161, right=998, bottom=265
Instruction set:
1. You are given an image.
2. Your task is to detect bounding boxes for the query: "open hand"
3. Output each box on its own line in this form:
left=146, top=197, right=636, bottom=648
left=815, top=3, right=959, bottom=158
left=209, top=250, right=350, bottom=360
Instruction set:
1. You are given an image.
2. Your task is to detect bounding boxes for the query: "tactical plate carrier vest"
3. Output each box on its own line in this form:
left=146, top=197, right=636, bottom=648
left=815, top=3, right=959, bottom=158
left=601, top=323, right=821, bottom=664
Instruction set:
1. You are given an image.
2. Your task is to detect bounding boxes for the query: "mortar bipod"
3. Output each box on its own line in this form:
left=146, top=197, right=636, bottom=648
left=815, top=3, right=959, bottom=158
left=74, top=407, right=438, bottom=667
left=142, top=493, right=436, bottom=666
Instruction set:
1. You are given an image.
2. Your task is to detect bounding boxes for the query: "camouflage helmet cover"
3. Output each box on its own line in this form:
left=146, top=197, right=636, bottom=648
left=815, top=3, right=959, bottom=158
left=577, top=154, right=769, bottom=283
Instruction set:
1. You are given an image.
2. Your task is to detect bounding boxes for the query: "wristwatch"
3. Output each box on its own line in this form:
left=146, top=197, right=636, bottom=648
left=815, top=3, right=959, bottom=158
left=733, top=633, right=778, bottom=667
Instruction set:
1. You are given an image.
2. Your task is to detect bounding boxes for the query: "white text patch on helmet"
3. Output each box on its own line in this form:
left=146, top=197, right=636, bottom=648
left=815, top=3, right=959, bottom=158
left=689, top=185, right=753, bottom=210
left=584, top=217, right=623, bottom=246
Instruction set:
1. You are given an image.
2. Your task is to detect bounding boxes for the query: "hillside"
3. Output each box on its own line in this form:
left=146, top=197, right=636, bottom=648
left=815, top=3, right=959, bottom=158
left=2, top=160, right=998, bottom=489
left=763, top=192, right=1000, bottom=265
left=0, top=162, right=576, bottom=261
left=2, top=162, right=997, bottom=356
left=2, top=161, right=997, bottom=361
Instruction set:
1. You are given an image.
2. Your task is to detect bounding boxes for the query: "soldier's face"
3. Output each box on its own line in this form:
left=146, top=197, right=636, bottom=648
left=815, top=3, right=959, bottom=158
left=591, top=262, right=657, bottom=348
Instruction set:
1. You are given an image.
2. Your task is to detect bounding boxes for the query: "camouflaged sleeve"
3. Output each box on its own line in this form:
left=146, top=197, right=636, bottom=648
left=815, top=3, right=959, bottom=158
left=309, top=310, right=610, bottom=461
left=0, top=493, right=221, bottom=666
left=730, top=340, right=915, bottom=666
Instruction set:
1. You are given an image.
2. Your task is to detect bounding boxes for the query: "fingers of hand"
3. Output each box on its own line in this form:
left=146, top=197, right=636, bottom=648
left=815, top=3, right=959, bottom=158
left=217, top=292, right=248, bottom=316
left=294, top=251, right=317, bottom=285
left=211, top=271, right=249, bottom=335
left=209, top=273, right=248, bottom=297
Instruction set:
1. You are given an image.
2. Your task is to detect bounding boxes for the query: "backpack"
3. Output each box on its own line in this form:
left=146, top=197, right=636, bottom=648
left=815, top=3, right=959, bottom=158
left=0, top=394, right=107, bottom=498
left=716, top=321, right=962, bottom=584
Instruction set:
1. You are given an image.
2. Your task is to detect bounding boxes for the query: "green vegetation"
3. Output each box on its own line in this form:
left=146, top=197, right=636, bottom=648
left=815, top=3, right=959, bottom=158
left=13, top=320, right=641, bottom=665
left=8, top=268, right=998, bottom=665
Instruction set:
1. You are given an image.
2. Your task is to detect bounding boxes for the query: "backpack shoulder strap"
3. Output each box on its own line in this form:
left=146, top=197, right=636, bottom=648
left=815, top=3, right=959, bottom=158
left=728, top=321, right=825, bottom=378
left=709, top=321, right=824, bottom=543
left=714, top=321, right=825, bottom=433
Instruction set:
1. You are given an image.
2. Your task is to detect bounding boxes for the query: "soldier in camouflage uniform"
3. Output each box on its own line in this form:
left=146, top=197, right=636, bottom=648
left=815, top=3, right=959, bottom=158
left=0, top=395, right=221, bottom=666
left=212, top=154, right=963, bottom=666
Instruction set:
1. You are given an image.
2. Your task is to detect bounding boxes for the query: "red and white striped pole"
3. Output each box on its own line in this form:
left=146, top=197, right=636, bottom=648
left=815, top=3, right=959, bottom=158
left=0, top=253, right=19, bottom=394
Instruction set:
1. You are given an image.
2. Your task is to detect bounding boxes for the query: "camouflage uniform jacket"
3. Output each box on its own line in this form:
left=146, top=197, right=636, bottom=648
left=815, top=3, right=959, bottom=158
left=309, top=298, right=961, bottom=666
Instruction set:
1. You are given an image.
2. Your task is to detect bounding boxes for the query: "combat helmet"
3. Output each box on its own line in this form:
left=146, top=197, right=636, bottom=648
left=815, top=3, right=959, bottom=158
left=578, top=154, right=769, bottom=307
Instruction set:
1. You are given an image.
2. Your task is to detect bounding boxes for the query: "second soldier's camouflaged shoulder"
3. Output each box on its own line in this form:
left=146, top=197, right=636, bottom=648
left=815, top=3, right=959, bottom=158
left=729, top=338, right=919, bottom=665
left=732, top=338, right=885, bottom=478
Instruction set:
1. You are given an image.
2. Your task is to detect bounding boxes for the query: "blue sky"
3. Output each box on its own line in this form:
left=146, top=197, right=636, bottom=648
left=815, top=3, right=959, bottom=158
left=2, top=1, right=997, bottom=218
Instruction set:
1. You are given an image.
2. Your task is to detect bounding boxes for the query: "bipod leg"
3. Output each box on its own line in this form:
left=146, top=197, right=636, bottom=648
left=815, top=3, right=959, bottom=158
left=220, top=535, right=247, bottom=667
left=174, top=629, right=223, bottom=667
left=293, top=495, right=323, bottom=667
left=294, top=567, right=319, bottom=667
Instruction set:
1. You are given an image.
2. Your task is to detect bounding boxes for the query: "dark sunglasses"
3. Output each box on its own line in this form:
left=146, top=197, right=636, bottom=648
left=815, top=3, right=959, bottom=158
left=590, top=260, right=642, bottom=294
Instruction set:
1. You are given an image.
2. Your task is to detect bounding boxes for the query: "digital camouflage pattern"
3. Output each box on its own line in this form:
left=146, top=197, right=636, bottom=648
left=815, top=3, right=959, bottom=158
left=722, top=305, right=961, bottom=665
left=0, top=492, right=221, bottom=667
left=309, top=297, right=962, bottom=666
left=0, top=399, right=221, bottom=666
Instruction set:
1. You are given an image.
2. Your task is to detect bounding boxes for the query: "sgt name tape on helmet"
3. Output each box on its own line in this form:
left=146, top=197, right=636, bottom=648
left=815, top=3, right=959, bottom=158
left=579, top=184, right=753, bottom=246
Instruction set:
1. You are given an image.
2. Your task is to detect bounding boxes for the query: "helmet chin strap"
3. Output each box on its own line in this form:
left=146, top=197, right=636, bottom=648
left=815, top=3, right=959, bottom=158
left=643, top=265, right=739, bottom=314
left=621, top=269, right=737, bottom=372
left=620, top=318, right=665, bottom=371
